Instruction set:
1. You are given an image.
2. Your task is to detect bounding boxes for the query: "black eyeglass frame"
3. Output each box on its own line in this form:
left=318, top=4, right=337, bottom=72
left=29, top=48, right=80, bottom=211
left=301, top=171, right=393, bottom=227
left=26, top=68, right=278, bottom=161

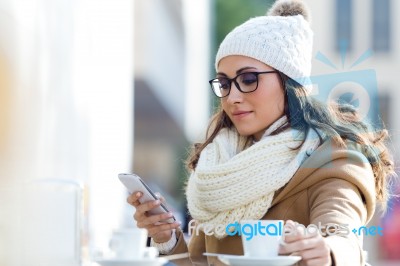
left=208, top=70, right=279, bottom=98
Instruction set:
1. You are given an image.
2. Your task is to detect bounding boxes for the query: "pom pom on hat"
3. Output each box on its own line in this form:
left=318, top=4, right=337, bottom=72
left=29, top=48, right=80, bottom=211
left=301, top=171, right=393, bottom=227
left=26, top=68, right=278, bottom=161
left=215, top=0, right=313, bottom=91
left=268, top=0, right=311, bottom=23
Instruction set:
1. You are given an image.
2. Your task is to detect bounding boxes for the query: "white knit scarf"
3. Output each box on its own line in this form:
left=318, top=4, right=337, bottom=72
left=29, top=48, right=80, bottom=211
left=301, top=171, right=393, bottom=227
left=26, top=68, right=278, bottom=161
left=186, top=117, right=321, bottom=238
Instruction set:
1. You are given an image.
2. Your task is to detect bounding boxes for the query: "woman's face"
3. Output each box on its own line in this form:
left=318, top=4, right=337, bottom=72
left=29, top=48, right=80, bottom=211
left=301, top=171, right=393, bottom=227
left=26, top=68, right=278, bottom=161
left=218, top=55, right=285, bottom=141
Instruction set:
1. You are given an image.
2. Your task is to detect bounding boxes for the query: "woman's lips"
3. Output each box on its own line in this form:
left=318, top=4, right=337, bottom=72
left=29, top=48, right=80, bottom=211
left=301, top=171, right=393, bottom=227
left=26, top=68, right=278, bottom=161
left=232, top=111, right=252, bottom=119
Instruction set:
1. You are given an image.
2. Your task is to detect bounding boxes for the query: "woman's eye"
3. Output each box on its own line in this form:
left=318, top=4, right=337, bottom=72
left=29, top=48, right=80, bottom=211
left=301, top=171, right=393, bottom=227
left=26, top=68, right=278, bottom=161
left=241, top=73, right=257, bottom=84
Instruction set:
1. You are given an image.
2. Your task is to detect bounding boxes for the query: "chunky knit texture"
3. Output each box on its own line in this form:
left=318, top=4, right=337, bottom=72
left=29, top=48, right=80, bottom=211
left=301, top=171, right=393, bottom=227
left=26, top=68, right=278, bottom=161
left=186, top=117, right=321, bottom=238
left=215, top=0, right=313, bottom=90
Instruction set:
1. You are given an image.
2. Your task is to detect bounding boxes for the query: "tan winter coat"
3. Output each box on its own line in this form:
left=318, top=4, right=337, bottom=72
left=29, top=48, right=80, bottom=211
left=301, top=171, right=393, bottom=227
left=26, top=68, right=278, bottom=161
left=166, top=139, right=376, bottom=266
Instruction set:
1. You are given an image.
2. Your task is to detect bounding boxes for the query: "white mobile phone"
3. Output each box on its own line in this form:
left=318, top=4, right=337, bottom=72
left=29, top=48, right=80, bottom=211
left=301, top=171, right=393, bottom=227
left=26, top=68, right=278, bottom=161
left=118, top=173, right=175, bottom=223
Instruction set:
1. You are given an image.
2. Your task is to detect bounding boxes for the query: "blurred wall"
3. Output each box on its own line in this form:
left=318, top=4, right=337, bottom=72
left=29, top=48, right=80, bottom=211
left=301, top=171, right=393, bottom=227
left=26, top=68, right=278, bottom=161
left=0, top=0, right=134, bottom=264
left=134, top=0, right=211, bottom=142
left=132, top=0, right=211, bottom=223
left=310, top=0, right=399, bottom=150
left=0, top=29, right=13, bottom=182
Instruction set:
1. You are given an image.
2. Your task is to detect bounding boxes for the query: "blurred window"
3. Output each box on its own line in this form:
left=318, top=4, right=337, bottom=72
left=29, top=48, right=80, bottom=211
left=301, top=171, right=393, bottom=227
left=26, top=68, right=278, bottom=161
left=372, top=0, right=391, bottom=52
left=335, top=0, right=353, bottom=52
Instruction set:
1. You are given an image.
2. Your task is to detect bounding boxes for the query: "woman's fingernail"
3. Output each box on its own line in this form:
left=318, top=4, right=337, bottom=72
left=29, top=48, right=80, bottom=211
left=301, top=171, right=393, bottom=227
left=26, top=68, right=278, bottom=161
left=136, top=192, right=142, bottom=197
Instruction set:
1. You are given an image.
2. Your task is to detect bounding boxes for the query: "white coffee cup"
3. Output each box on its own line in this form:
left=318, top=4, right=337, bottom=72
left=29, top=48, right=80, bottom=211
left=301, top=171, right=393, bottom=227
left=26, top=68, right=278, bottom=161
left=240, top=220, right=284, bottom=257
left=109, top=228, right=156, bottom=260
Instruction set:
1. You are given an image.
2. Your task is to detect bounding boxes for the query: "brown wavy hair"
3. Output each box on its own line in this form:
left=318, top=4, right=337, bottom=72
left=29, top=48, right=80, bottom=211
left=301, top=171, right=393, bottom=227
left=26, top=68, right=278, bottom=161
left=186, top=72, right=396, bottom=210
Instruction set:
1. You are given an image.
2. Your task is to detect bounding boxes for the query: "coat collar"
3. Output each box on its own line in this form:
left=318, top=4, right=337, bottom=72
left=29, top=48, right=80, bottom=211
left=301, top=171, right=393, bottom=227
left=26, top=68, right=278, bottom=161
left=270, top=138, right=376, bottom=222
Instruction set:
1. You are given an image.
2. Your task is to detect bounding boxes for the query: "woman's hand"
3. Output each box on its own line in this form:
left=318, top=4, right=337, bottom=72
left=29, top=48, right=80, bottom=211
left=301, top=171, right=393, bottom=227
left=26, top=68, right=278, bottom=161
left=127, top=192, right=181, bottom=243
left=279, top=220, right=332, bottom=266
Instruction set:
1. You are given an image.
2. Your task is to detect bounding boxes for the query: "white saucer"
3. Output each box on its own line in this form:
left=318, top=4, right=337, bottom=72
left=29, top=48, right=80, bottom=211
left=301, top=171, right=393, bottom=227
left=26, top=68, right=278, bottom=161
left=94, top=257, right=167, bottom=266
left=218, top=255, right=301, bottom=266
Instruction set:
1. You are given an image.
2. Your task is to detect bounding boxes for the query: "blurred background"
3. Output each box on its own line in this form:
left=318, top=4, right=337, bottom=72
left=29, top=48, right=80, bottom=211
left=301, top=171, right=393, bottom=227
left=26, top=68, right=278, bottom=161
left=0, top=0, right=399, bottom=265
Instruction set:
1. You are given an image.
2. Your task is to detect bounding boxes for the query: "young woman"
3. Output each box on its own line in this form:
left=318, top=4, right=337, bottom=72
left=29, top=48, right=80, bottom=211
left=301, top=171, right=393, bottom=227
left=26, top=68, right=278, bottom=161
left=128, top=1, right=394, bottom=265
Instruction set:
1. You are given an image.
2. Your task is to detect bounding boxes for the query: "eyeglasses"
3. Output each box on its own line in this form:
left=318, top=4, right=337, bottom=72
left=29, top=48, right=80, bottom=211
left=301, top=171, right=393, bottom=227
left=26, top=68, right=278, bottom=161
left=209, top=71, right=278, bottom=98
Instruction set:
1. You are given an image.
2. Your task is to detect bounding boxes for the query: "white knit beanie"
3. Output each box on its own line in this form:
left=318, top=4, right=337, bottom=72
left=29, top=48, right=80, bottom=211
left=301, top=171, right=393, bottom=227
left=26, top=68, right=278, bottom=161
left=215, top=0, right=313, bottom=88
